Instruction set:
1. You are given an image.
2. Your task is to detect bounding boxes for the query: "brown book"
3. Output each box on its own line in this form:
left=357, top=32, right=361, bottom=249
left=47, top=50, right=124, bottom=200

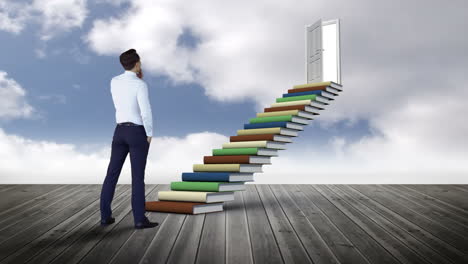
left=287, top=85, right=328, bottom=93
left=204, top=155, right=253, bottom=164
left=264, top=104, right=307, bottom=112
left=145, top=201, right=223, bottom=214
left=230, top=134, right=275, bottom=142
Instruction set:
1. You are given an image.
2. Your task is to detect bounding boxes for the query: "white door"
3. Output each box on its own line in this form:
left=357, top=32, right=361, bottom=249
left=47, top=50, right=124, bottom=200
left=306, top=19, right=323, bottom=83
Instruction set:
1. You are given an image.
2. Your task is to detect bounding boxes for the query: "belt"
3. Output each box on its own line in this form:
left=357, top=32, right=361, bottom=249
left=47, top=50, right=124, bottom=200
left=117, top=122, right=143, bottom=126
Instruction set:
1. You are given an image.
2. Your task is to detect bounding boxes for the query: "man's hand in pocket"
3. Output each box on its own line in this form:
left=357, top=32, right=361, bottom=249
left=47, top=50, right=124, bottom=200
left=147, top=136, right=152, bottom=144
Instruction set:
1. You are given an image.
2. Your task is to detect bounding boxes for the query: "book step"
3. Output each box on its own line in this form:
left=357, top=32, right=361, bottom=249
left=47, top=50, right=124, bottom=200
left=204, top=155, right=271, bottom=164
left=157, top=190, right=235, bottom=203
left=182, top=172, right=254, bottom=182
left=145, top=200, right=224, bottom=214
left=230, top=133, right=293, bottom=143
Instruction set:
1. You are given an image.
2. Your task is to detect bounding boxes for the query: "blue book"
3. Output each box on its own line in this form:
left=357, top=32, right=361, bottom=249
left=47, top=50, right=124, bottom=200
left=243, top=121, right=304, bottom=131
left=182, top=172, right=253, bottom=182
left=244, top=121, right=288, bottom=129
left=282, top=90, right=322, bottom=97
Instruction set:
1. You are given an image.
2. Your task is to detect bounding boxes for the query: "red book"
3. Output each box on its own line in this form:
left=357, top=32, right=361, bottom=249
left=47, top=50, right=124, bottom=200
left=145, top=201, right=223, bottom=214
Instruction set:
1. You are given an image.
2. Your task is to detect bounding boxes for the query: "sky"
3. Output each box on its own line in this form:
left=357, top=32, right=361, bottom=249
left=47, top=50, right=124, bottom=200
left=0, top=0, right=467, bottom=184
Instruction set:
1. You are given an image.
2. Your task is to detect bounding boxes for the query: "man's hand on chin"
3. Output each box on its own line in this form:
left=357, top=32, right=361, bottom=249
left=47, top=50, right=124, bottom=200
left=147, top=136, right=152, bottom=144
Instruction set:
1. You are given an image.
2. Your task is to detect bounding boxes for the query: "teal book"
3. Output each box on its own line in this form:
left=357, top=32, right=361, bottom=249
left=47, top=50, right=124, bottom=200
left=276, top=94, right=317, bottom=103
left=171, top=181, right=246, bottom=191
left=249, top=115, right=293, bottom=123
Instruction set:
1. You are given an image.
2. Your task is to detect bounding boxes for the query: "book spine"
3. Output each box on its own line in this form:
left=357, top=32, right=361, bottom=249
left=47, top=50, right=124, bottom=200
left=222, top=141, right=267, bottom=148
left=283, top=90, right=322, bottom=97
left=244, top=121, right=287, bottom=129
left=276, top=94, right=317, bottom=103
left=249, top=115, right=293, bottom=123
left=193, top=164, right=241, bottom=172
left=171, top=181, right=220, bottom=192
left=145, top=201, right=198, bottom=214
left=270, top=100, right=311, bottom=107
left=182, top=172, right=231, bottom=181
left=257, top=110, right=299, bottom=117
left=264, top=105, right=306, bottom=112
left=204, top=155, right=251, bottom=164
left=213, top=147, right=258, bottom=155
left=293, top=81, right=331, bottom=89
left=230, top=134, right=275, bottom=142
left=158, top=191, right=208, bottom=202
left=237, top=127, right=281, bottom=135
left=287, top=85, right=328, bottom=93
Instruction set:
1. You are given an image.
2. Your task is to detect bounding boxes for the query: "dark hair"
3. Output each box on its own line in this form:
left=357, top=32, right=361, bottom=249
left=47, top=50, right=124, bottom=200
left=119, top=49, right=140, bottom=70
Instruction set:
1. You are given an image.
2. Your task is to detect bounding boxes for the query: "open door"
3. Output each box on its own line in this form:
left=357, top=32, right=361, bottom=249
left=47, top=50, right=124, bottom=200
left=306, top=19, right=341, bottom=84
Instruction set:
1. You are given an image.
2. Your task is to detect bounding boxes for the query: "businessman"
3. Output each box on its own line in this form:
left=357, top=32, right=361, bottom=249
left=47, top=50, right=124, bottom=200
left=100, top=49, right=159, bottom=229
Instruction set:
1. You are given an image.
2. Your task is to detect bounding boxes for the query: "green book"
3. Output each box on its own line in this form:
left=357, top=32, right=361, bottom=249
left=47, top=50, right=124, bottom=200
left=171, top=181, right=246, bottom=191
left=213, top=148, right=258, bottom=155
left=276, top=94, right=317, bottom=103
left=249, top=115, right=293, bottom=123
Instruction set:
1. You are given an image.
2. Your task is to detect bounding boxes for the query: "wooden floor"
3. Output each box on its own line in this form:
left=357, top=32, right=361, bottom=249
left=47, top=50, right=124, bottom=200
left=0, top=184, right=467, bottom=264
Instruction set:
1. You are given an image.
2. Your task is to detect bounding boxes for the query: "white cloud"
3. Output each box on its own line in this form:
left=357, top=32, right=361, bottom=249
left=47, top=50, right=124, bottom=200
left=0, top=71, right=35, bottom=120
left=83, top=0, right=468, bottom=184
left=0, top=0, right=87, bottom=41
left=0, top=0, right=30, bottom=33
left=0, top=128, right=228, bottom=184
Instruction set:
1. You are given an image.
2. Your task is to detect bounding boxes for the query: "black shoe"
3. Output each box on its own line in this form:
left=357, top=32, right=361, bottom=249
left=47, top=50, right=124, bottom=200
left=134, top=217, right=159, bottom=229
left=100, top=216, right=115, bottom=226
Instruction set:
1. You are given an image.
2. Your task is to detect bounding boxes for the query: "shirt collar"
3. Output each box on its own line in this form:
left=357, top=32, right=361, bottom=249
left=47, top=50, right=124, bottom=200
left=123, top=70, right=137, bottom=76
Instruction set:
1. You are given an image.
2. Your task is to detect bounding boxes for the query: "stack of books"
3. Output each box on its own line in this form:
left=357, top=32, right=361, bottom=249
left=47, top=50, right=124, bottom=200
left=145, top=81, right=343, bottom=214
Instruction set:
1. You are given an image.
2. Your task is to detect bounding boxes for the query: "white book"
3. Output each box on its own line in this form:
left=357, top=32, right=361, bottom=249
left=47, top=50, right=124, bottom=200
left=290, top=116, right=309, bottom=124
left=285, top=122, right=304, bottom=130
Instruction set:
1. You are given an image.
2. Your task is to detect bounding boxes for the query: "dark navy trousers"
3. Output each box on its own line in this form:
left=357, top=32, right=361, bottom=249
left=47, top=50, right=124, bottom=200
left=100, top=124, right=150, bottom=223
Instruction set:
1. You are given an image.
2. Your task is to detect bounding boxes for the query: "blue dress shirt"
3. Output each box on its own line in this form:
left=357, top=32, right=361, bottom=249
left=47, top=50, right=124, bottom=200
left=110, top=70, right=153, bottom=137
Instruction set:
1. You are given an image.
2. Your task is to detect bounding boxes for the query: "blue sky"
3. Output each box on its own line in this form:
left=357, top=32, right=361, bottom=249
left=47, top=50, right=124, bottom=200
left=0, top=1, right=370, bottom=148
left=0, top=0, right=467, bottom=184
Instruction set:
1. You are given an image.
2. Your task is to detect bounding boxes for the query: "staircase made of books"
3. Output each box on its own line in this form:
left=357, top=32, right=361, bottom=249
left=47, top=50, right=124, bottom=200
left=145, top=81, right=343, bottom=214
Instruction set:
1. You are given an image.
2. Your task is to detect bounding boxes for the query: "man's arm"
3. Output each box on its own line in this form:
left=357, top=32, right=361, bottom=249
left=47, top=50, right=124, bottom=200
left=136, top=81, right=153, bottom=141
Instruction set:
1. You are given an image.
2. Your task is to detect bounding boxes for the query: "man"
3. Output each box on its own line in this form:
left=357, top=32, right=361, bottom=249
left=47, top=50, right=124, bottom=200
left=100, top=49, right=159, bottom=229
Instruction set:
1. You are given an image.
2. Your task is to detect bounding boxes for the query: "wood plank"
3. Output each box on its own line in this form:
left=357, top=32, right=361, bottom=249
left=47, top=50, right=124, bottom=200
left=77, top=184, right=160, bottom=264
left=0, top=184, right=89, bottom=242
left=256, top=184, right=313, bottom=263
left=0, top=184, right=63, bottom=211
left=337, top=185, right=468, bottom=264
left=268, top=184, right=338, bottom=264
left=281, top=185, right=369, bottom=264
left=109, top=184, right=173, bottom=264
left=0, top=185, right=130, bottom=263
left=242, top=184, right=283, bottom=264
left=225, top=189, right=254, bottom=264
left=352, top=185, right=468, bottom=254
left=404, top=185, right=468, bottom=211
left=0, top=185, right=18, bottom=193
left=315, top=185, right=428, bottom=264
left=0, top=184, right=81, bottom=224
left=48, top=184, right=158, bottom=264
left=382, top=185, right=468, bottom=236
left=23, top=185, right=132, bottom=264
left=0, top=185, right=102, bottom=261
left=298, top=184, right=399, bottom=264
left=397, top=185, right=468, bottom=220
left=166, top=214, right=205, bottom=264
left=195, top=205, right=226, bottom=264
left=330, top=185, right=450, bottom=264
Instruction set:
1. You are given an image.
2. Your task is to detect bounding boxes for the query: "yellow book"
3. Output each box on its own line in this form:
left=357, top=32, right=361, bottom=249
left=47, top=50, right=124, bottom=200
left=237, top=127, right=299, bottom=137
left=222, top=140, right=268, bottom=148
left=257, top=110, right=299, bottom=117
left=237, top=127, right=281, bottom=135
left=270, top=99, right=311, bottom=108
left=293, top=81, right=332, bottom=89
left=158, top=191, right=211, bottom=202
